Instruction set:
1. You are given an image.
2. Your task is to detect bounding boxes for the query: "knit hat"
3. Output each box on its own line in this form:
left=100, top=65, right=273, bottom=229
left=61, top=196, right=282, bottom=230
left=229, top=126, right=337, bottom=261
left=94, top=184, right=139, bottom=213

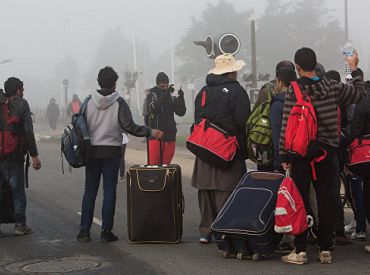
left=156, top=72, right=169, bottom=85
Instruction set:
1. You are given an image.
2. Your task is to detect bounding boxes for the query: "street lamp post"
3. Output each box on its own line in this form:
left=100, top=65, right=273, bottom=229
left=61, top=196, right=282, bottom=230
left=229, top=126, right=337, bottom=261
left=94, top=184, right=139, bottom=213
left=345, top=0, right=349, bottom=43
left=62, top=79, right=69, bottom=116
left=251, top=20, right=258, bottom=89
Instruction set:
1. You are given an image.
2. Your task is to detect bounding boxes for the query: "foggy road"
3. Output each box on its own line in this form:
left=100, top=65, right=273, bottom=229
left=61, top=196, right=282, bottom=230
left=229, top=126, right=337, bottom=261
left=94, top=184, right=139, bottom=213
left=0, top=139, right=370, bottom=274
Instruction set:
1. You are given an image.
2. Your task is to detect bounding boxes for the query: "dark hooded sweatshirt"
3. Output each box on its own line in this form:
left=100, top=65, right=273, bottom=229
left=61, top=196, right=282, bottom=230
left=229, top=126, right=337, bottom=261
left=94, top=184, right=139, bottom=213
left=194, top=74, right=251, bottom=160
left=145, top=86, right=186, bottom=141
left=347, top=81, right=370, bottom=144
left=279, top=69, right=366, bottom=163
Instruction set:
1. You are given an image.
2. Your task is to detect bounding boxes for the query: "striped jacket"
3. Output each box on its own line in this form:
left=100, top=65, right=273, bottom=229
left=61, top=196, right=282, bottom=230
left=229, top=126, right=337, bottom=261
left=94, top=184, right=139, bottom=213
left=279, top=70, right=366, bottom=163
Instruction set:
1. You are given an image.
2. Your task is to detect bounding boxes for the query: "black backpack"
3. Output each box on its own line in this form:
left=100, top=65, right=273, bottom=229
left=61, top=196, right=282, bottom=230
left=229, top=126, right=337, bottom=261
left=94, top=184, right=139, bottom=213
left=61, top=96, right=91, bottom=171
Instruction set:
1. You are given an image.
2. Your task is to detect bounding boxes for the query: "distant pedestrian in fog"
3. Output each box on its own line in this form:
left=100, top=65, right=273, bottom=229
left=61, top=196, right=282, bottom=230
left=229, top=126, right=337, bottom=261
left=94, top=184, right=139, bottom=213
left=46, top=98, right=60, bottom=130
left=67, top=94, right=81, bottom=116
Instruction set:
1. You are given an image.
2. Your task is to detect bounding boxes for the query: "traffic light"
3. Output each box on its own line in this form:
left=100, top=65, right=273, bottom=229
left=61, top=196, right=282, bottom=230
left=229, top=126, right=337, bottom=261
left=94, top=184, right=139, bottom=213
left=124, top=71, right=136, bottom=89
left=218, top=33, right=240, bottom=56
left=194, top=35, right=214, bottom=58
left=258, top=73, right=271, bottom=82
left=242, top=73, right=254, bottom=83
left=194, top=33, right=241, bottom=59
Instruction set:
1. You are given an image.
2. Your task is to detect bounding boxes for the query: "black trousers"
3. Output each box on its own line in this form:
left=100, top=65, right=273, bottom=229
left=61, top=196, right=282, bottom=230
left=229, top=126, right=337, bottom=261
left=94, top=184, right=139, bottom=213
left=333, top=175, right=345, bottom=235
left=49, top=119, right=57, bottom=130
left=363, top=177, right=370, bottom=224
left=291, top=152, right=339, bottom=252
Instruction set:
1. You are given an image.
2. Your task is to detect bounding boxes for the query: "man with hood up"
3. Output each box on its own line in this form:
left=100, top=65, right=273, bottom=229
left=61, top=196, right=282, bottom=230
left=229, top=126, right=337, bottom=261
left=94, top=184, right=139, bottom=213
left=77, top=66, right=163, bottom=243
left=144, top=72, right=186, bottom=165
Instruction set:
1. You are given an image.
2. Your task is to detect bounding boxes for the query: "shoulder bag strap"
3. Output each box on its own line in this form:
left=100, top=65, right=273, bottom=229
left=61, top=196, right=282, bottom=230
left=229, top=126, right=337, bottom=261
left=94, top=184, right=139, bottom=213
left=291, top=81, right=303, bottom=103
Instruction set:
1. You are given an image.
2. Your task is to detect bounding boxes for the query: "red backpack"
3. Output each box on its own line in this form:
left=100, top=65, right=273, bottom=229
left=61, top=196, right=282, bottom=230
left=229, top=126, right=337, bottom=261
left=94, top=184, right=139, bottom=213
left=274, top=175, right=308, bottom=235
left=0, top=97, right=21, bottom=158
left=285, top=82, right=317, bottom=156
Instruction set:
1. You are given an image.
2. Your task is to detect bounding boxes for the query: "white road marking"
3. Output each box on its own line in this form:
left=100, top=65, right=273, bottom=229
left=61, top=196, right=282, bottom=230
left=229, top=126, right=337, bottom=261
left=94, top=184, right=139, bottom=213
left=76, top=212, right=102, bottom=226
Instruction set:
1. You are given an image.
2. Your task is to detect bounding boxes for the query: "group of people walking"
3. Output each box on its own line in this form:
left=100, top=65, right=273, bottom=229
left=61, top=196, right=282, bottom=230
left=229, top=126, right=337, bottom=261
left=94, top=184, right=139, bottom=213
left=0, top=44, right=369, bottom=266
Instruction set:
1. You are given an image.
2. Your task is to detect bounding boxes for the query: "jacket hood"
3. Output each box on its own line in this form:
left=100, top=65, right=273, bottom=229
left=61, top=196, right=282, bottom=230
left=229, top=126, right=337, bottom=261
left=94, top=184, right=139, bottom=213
left=92, top=90, right=119, bottom=110
left=297, top=76, right=331, bottom=100
left=206, top=74, right=238, bottom=87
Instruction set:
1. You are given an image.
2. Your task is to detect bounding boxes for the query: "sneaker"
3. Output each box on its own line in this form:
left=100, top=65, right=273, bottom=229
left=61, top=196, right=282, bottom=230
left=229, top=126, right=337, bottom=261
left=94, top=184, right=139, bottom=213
left=319, top=251, right=332, bottom=264
left=77, top=231, right=91, bottom=242
left=344, top=220, right=357, bottom=234
left=14, top=224, right=33, bottom=236
left=351, top=231, right=367, bottom=241
left=282, top=250, right=308, bottom=265
left=199, top=234, right=212, bottom=244
left=364, top=245, right=370, bottom=253
left=100, top=230, right=118, bottom=242
left=335, top=234, right=352, bottom=245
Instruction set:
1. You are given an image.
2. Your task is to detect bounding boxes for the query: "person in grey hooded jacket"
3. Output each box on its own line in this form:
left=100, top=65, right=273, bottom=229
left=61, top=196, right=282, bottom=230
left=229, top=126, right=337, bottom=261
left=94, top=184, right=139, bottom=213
left=77, top=66, right=163, bottom=243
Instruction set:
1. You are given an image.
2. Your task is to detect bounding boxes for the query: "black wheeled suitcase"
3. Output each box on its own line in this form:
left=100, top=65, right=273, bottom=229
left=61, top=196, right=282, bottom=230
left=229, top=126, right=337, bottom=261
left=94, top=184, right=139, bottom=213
left=126, top=141, right=184, bottom=243
left=0, top=182, right=15, bottom=224
left=212, top=171, right=284, bottom=261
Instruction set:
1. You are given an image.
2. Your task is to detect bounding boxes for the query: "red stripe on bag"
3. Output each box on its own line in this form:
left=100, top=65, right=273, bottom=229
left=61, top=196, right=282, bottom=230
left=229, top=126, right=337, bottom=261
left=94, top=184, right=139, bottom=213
left=201, top=90, right=206, bottom=107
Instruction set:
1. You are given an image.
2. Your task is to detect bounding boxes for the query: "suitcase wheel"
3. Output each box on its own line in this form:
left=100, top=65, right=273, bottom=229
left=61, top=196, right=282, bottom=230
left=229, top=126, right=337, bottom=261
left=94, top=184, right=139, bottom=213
left=237, top=252, right=243, bottom=260
left=222, top=251, right=230, bottom=259
left=252, top=253, right=262, bottom=261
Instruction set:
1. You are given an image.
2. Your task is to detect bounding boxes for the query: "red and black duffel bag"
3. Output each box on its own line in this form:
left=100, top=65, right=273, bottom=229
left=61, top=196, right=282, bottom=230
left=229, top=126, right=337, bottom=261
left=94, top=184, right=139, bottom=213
left=348, top=135, right=370, bottom=176
left=186, top=119, right=239, bottom=169
left=186, top=89, right=239, bottom=169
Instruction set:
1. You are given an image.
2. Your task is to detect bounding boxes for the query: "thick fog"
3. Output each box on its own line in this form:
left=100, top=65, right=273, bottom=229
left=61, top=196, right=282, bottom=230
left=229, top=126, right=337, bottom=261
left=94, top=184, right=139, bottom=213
left=0, top=0, right=369, bottom=110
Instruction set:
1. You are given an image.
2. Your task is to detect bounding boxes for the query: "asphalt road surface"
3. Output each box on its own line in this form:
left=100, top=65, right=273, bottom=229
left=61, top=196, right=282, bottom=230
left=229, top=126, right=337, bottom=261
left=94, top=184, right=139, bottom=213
left=1, top=138, right=370, bottom=274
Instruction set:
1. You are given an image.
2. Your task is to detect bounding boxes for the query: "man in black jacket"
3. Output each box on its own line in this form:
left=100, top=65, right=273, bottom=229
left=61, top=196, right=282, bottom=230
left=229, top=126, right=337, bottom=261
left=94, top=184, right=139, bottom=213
left=144, top=72, right=186, bottom=164
left=0, top=77, right=41, bottom=237
left=191, top=54, right=251, bottom=243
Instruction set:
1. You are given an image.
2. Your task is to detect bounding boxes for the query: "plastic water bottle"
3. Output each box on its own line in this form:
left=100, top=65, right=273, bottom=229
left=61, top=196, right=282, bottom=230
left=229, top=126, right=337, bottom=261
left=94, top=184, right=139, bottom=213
left=343, top=43, right=355, bottom=81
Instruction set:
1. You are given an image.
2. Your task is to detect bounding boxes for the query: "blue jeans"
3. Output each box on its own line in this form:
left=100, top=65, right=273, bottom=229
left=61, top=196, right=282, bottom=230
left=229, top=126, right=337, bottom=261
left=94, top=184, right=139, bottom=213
left=346, top=175, right=367, bottom=232
left=80, top=157, right=120, bottom=232
left=0, top=159, right=26, bottom=225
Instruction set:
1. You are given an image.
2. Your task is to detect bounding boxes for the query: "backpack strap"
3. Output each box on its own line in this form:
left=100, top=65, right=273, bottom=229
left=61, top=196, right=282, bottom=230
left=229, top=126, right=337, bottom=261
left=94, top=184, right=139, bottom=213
left=291, top=81, right=303, bottom=102
left=25, top=153, right=30, bottom=188
left=117, top=96, right=124, bottom=105
left=80, top=95, right=92, bottom=116
left=310, top=149, right=328, bottom=181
